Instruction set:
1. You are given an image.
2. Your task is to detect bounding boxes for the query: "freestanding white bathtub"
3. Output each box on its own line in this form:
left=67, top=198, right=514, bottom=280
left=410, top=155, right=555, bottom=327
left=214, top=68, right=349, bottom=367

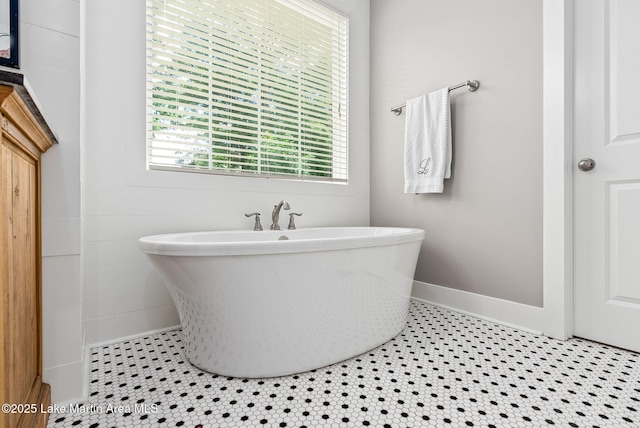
left=139, top=227, right=424, bottom=378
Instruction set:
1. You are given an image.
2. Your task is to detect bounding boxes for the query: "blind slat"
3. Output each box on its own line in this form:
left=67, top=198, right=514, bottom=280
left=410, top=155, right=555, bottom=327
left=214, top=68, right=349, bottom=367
left=147, top=0, right=348, bottom=182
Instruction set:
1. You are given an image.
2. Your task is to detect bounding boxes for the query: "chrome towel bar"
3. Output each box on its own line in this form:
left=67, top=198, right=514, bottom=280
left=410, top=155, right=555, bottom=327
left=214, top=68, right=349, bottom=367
left=390, top=80, right=480, bottom=116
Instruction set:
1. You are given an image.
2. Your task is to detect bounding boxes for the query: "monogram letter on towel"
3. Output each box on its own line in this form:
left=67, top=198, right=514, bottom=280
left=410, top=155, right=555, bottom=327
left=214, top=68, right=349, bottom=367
left=403, top=87, right=452, bottom=194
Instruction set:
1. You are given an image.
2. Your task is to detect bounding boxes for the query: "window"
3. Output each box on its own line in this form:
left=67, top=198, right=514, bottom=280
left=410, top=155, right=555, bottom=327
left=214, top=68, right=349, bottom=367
left=146, top=0, right=348, bottom=182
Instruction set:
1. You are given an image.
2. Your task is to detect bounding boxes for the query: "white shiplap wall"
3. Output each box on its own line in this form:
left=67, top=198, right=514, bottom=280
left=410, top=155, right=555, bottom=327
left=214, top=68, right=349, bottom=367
left=14, top=0, right=83, bottom=404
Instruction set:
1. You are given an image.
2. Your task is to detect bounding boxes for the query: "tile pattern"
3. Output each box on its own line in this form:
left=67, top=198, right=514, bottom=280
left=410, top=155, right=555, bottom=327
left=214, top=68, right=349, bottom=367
left=47, top=300, right=639, bottom=427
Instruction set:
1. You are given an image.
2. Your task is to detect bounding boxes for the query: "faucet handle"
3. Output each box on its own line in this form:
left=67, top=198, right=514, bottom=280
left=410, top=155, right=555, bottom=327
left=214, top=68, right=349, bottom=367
left=287, top=212, right=303, bottom=230
left=245, top=212, right=263, bottom=231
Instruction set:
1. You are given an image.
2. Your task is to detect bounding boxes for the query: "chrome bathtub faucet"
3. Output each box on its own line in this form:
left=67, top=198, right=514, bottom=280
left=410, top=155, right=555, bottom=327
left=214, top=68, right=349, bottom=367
left=270, top=200, right=290, bottom=230
left=288, top=212, right=303, bottom=230
left=245, top=212, right=263, bottom=231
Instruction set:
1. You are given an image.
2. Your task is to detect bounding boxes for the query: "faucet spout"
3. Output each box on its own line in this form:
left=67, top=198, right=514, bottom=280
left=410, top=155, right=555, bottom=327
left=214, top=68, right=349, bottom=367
left=270, top=200, right=290, bottom=230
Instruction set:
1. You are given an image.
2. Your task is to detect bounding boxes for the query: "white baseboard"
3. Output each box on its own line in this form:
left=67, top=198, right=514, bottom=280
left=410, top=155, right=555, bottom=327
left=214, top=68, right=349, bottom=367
left=47, top=324, right=181, bottom=406
left=86, top=324, right=181, bottom=350
left=43, top=360, right=86, bottom=405
left=411, top=280, right=546, bottom=335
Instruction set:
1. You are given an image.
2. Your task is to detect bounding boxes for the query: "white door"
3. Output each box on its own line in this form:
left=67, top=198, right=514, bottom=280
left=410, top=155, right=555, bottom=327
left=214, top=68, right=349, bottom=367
left=573, top=0, right=640, bottom=352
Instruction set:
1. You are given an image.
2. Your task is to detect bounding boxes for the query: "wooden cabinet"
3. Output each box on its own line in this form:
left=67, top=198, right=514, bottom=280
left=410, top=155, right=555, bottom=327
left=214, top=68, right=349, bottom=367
left=0, top=80, right=55, bottom=428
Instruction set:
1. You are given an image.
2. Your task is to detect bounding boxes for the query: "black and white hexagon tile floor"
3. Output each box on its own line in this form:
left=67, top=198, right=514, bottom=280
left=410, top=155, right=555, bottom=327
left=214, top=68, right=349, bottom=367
left=47, top=300, right=639, bottom=427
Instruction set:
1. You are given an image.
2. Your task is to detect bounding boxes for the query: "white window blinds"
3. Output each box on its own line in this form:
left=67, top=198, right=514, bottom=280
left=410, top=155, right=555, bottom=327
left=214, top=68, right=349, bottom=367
left=146, top=0, right=348, bottom=182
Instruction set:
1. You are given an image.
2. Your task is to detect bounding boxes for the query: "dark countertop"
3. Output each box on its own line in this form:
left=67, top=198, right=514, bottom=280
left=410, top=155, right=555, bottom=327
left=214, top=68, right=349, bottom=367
left=0, top=70, right=59, bottom=144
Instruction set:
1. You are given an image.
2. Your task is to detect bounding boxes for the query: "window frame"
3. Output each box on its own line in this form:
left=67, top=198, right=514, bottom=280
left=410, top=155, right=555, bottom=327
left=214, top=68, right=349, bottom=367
left=145, top=0, right=349, bottom=184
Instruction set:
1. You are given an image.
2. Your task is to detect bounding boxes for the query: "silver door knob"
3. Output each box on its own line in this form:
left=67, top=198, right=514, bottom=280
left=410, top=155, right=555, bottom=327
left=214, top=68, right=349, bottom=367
left=578, top=158, right=596, bottom=172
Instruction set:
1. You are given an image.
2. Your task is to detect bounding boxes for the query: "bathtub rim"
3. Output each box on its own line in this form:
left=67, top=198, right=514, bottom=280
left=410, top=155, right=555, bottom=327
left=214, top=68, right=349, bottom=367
left=139, top=226, right=425, bottom=257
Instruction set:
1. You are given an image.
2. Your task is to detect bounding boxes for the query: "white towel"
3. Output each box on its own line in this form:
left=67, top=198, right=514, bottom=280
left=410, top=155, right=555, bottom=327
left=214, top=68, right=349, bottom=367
left=403, top=88, right=452, bottom=194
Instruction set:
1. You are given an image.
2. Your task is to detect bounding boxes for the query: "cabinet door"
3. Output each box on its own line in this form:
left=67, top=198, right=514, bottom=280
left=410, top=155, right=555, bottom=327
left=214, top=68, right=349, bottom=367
left=1, top=139, right=41, bottom=428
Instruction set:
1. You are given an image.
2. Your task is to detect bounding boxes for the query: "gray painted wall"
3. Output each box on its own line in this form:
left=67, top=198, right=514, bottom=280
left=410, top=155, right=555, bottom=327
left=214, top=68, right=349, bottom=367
left=370, top=0, right=543, bottom=306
